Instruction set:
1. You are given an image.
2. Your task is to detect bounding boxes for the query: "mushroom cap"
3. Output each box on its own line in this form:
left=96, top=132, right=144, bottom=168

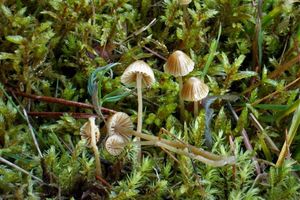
left=179, top=0, right=192, bottom=5
left=121, top=60, right=155, bottom=87
left=105, top=134, right=127, bottom=156
left=164, top=50, right=194, bottom=77
left=107, top=112, right=133, bottom=140
left=80, top=117, right=100, bottom=147
left=181, top=77, right=209, bottom=101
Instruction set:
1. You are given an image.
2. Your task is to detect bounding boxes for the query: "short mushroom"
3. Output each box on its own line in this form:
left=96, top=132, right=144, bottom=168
left=164, top=50, right=194, bottom=121
left=181, top=77, right=209, bottom=117
left=105, top=134, right=127, bottom=156
left=107, top=112, right=134, bottom=141
left=80, top=117, right=102, bottom=177
left=120, top=60, right=155, bottom=163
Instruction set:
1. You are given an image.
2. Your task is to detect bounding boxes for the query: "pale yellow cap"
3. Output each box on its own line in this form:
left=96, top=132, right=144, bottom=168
left=164, top=50, right=194, bottom=77
left=181, top=77, right=209, bottom=101
left=121, top=60, right=155, bottom=87
left=107, top=112, right=133, bottom=140
left=105, top=134, right=127, bottom=156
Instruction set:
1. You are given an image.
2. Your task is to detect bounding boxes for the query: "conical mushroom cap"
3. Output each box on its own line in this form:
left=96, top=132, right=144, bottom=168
left=181, top=77, right=209, bottom=101
left=107, top=112, right=133, bottom=140
left=164, top=50, right=194, bottom=77
left=179, top=0, right=192, bottom=5
left=105, top=134, right=127, bottom=156
left=121, top=60, right=155, bottom=88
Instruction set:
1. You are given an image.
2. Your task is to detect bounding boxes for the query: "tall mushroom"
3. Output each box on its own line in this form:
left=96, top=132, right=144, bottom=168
left=164, top=50, right=194, bottom=121
left=80, top=117, right=102, bottom=177
left=181, top=77, right=209, bottom=117
left=120, top=60, right=155, bottom=163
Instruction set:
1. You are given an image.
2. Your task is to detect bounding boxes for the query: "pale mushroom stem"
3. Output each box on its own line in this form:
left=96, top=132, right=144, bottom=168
left=90, top=127, right=102, bottom=177
left=119, top=127, right=235, bottom=167
left=136, top=73, right=143, bottom=164
left=194, top=101, right=198, bottom=117
left=178, top=76, right=185, bottom=121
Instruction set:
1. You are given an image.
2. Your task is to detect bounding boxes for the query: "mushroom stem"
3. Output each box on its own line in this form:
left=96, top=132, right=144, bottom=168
left=90, top=124, right=102, bottom=177
left=120, top=128, right=234, bottom=166
left=178, top=76, right=185, bottom=121
left=194, top=101, right=199, bottom=117
left=136, top=73, right=143, bottom=163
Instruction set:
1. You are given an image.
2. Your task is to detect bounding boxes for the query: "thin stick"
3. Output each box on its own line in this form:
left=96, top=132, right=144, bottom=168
left=143, top=46, right=167, bottom=61
left=136, top=73, right=143, bottom=164
left=251, top=76, right=300, bottom=106
left=28, top=112, right=100, bottom=119
left=9, top=89, right=115, bottom=113
left=249, top=113, right=279, bottom=154
left=0, top=156, right=44, bottom=184
left=23, top=109, right=43, bottom=158
left=178, top=76, right=185, bottom=121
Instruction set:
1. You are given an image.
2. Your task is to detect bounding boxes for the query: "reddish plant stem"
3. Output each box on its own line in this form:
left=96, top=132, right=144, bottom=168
left=28, top=112, right=103, bottom=119
left=9, top=89, right=116, bottom=113
left=143, top=46, right=167, bottom=61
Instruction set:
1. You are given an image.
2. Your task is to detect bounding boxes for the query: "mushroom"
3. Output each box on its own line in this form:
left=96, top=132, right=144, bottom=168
left=105, top=134, right=127, bottom=156
left=107, top=112, right=134, bottom=141
left=164, top=50, right=194, bottom=121
left=80, top=117, right=102, bottom=176
left=181, top=77, right=209, bottom=117
left=120, top=60, right=155, bottom=163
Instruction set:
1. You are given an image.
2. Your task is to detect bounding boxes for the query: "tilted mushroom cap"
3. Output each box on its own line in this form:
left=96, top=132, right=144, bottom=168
left=107, top=112, right=133, bottom=140
left=181, top=77, right=209, bottom=101
left=121, top=60, right=155, bottom=88
left=179, top=0, right=192, bottom=5
left=164, top=50, right=194, bottom=77
left=80, top=117, right=100, bottom=147
left=105, top=134, right=127, bottom=156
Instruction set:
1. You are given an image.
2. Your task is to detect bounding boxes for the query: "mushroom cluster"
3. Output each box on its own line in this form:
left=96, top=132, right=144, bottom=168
left=105, top=112, right=133, bottom=156
left=164, top=50, right=195, bottom=121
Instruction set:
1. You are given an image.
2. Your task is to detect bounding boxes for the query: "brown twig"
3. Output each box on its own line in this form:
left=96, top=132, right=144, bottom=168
left=9, top=89, right=116, bottom=113
left=269, top=53, right=300, bottom=79
left=251, top=76, right=300, bottom=106
left=143, top=46, right=167, bottom=61
left=28, top=112, right=102, bottom=119
left=243, top=54, right=300, bottom=95
left=96, top=175, right=112, bottom=189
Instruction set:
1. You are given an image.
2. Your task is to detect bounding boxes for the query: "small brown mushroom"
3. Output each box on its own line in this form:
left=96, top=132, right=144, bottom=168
left=107, top=112, right=134, bottom=141
left=181, top=77, right=209, bottom=117
left=105, top=134, right=127, bottom=156
left=164, top=50, right=194, bottom=120
left=120, top=60, right=155, bottom=163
